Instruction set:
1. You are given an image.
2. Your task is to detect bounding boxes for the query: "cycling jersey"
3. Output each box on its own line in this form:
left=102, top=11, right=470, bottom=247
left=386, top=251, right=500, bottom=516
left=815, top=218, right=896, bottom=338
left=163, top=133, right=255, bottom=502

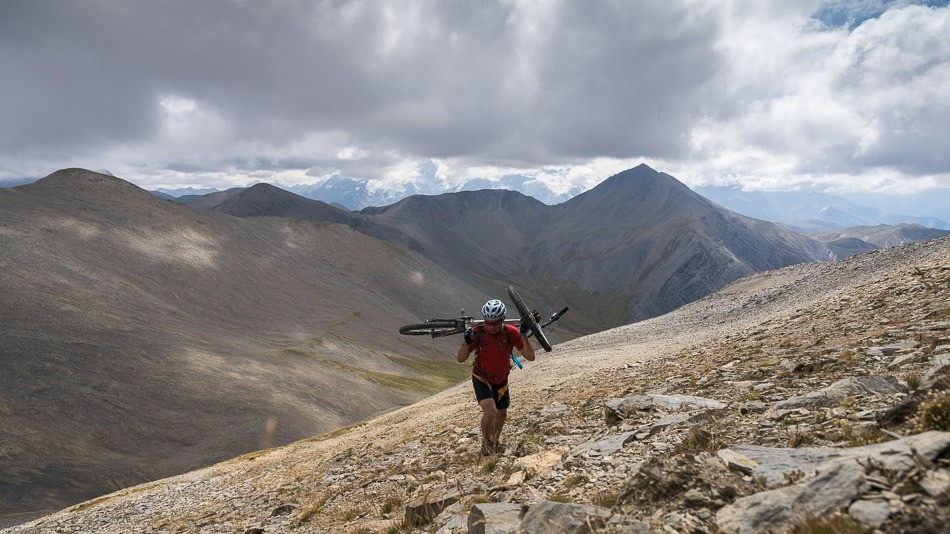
left=467, top=324, right=524, bottom=384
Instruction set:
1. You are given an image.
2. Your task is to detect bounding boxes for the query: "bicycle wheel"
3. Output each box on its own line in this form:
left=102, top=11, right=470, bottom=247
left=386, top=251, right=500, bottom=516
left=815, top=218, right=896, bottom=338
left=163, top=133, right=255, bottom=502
left=399, top=321, right=459, bottom=337
left=506, top=285, right=552, bottom=352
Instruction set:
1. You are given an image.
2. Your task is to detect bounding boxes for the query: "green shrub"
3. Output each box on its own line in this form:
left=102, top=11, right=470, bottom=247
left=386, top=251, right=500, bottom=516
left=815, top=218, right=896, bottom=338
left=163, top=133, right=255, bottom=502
left=907, top=374, right=921, bottom=390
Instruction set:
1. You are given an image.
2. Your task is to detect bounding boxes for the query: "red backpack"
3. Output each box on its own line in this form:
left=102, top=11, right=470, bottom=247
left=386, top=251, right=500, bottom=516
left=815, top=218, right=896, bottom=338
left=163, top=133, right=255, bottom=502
left=471, top=324, right=515, bottom=384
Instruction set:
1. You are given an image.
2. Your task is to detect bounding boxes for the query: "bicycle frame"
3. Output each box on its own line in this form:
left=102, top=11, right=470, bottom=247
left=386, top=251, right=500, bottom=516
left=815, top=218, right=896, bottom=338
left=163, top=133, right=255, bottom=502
left=419, top=315, right=523, bottom=338
left=398, top=285, right=567, bottom=353
left=419, top=305, right=567, bottom=340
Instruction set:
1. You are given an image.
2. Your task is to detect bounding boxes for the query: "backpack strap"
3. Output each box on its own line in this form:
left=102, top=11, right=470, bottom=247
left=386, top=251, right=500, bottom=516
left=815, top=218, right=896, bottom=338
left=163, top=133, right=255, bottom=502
left=473, top=324, right=513, bottom=355
left=473, top=325, right=483, bottom=355
left=472, top=372, right=509, bottom=401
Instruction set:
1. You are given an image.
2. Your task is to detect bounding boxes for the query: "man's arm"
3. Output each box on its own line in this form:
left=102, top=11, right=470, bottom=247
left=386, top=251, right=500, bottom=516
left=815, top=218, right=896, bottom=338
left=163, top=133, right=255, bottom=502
left=457, top=338, right=471, bottom=363
left=519, top=336, right=536, bottom=361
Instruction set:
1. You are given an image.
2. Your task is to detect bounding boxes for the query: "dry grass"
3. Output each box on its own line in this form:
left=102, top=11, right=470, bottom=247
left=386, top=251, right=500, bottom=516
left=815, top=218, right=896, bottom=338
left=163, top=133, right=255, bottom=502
left=293, top=492, right=331, bottom=527
left=384, top=518, right=415, bottom=534
left=338, top=506, right=362, bottom=522
left=482, top=454, right=501, bottom=473
left=674, top=427, right=720, bottom=454
left=787, top=431, right=814, bottom=448
left=592, top=488, right=620, bottom=508
left=847, top=428, right=893, bottom=448
left=380, top=495, right=403, bottom=515
left=564, top=474, right=590, bottom=489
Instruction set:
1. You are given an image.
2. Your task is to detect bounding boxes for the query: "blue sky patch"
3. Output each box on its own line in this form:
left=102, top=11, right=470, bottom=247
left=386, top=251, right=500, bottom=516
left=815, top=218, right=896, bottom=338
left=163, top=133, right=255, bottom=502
left=813, top=0, right=950, bottom=29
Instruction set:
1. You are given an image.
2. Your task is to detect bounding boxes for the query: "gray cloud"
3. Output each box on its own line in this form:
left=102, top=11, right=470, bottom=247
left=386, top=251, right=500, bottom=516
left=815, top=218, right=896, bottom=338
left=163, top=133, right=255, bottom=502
left=0, top=2, right=719, bottom=160
left=0, top=1, right=948, bottom=192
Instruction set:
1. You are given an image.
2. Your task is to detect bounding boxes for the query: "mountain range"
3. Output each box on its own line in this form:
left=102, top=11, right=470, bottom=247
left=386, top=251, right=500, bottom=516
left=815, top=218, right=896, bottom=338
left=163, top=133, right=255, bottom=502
left=282, top=166, right=584, bottom=209
left=8, top=170, right=948, bottom=231
left=188, top=164, right=832, bottom=330
left=150, top=173, right=950, bottom=234
left=694, top=186, right=950, bottom=232
left=0, top=164, right=901, bottom=525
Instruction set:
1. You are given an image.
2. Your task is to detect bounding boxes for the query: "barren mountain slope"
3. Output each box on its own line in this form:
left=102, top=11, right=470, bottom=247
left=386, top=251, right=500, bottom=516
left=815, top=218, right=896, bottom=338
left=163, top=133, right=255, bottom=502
left=178, top=187, right=246, bottom=210
left=361, top=165, right=833, bottom=333
left=0, top=169, right=491, bottom=526
left=542, top=165, right=832, bottom=323
left=209, top=183, right=351, bottom=221
left=360, top=189, right=552, bottom=283
left=9, top=237, right=946, bottom=533
left=195, top=165, right=833, bottom=337
left=189, top=184, right=425, bottom=253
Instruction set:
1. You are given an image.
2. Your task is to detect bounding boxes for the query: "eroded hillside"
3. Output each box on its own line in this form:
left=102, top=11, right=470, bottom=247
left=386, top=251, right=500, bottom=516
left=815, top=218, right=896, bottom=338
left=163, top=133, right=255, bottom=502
left=0, top=169, right=490, bottom=525
left=6, top=237, right=948, bottom=533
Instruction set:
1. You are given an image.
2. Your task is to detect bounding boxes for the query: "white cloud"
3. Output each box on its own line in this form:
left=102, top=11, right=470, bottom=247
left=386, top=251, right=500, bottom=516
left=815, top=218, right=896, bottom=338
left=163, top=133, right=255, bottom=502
left=681, top=2, right=950, bottom=190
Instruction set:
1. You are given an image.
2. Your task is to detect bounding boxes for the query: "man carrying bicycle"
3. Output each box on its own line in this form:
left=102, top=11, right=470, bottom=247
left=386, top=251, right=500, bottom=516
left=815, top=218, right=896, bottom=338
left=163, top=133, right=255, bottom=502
left=457, top=299, right=536, bottom=456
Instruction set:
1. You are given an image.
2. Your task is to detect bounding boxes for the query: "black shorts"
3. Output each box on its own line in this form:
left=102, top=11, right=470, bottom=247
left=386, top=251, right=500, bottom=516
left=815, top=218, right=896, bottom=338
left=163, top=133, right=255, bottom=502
left=472, top=377, right=510, bottom=410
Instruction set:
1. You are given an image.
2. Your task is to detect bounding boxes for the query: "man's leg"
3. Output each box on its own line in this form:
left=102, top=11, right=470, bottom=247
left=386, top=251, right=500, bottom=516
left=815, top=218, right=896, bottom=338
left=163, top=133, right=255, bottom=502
left=491, top=409, right=507, bottom=446
left=478, top=399, right=499, bottom=441
left=479, top=398, right=498, bottom=452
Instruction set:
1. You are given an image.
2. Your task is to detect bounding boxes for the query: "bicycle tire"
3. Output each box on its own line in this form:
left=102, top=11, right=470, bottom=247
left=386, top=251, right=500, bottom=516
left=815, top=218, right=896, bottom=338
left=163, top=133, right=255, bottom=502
left=399, top=321, right=459, bottom=337
left=506, top=285, right=552, bottom=352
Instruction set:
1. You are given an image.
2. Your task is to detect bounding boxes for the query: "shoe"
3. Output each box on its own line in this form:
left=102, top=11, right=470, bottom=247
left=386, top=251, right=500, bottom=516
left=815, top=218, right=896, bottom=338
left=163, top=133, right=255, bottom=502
left=481, top=439, right=494, bottom=456
left=492, top=442, right=506, bottom=454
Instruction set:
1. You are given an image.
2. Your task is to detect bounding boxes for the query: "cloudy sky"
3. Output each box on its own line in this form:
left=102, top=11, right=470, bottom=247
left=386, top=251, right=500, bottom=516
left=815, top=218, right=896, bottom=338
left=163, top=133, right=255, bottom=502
left=1, top=0, right=949, bottom=195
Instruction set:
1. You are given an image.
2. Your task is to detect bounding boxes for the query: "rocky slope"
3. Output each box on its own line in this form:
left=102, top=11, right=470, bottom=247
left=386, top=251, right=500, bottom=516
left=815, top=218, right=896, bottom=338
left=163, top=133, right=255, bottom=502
left=7, top=237, right=948, bottom=533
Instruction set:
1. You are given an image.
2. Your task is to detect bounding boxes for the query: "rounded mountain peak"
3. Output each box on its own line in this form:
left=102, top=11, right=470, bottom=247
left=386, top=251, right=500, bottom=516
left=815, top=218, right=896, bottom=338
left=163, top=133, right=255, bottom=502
left=596, top=164, right=686, bottom=192
left=32, top=168, right=145, bottom=193
left=560, top=163, right=701, bottom=218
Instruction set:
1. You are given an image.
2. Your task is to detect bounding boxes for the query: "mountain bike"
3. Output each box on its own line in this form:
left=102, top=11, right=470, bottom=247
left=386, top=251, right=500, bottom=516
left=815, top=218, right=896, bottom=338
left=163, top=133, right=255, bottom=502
left=398, top=285, right=568, bottom=353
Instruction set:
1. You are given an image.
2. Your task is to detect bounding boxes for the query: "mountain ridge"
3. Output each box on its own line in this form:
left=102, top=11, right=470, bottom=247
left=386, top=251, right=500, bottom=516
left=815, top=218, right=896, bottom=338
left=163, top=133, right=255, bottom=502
left=300, top=165, right=833, bottom=329
left=531, top=165, right=831, bottom=322
left=28, top=167, right=153, bottom=198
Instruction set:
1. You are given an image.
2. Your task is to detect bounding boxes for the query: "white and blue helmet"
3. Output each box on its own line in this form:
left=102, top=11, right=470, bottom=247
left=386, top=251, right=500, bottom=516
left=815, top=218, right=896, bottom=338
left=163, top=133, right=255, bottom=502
left=481, top=299, right=506, bottom=320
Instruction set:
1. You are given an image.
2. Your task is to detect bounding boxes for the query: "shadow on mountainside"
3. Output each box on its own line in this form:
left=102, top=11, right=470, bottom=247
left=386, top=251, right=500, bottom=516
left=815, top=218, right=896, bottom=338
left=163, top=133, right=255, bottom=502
left=0, top=169, right=491, bottom=526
